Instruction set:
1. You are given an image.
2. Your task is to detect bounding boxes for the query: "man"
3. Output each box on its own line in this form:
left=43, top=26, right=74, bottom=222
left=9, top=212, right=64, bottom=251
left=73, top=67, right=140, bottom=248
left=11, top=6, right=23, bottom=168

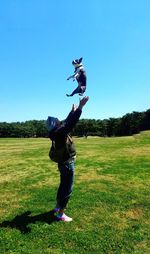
left=47, top=96, right=89, bottom=222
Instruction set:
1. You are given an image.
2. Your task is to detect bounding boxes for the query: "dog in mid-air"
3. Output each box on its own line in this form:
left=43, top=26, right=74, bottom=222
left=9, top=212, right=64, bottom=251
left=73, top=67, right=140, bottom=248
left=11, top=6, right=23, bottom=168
left=66, top=57, right=87, bottom=97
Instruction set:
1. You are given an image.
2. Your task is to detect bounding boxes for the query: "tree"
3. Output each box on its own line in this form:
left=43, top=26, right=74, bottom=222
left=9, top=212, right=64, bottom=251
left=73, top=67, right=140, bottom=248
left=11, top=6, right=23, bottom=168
left=0, top=109, right=149, bottom=138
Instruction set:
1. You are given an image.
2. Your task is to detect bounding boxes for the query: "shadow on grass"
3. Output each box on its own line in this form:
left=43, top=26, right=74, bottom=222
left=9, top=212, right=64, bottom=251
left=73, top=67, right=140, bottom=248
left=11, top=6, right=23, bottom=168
left=0, top=210, right=59, bottom=234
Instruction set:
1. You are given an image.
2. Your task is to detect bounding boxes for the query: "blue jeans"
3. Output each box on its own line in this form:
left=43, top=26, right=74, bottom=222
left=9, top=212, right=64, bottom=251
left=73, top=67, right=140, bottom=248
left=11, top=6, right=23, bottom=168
left=56, top=161, right=74, bottom=210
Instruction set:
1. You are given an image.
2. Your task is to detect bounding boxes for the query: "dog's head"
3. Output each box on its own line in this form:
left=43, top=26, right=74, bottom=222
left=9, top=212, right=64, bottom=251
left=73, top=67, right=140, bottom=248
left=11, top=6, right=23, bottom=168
left=72, top=57, right=83, bottom=68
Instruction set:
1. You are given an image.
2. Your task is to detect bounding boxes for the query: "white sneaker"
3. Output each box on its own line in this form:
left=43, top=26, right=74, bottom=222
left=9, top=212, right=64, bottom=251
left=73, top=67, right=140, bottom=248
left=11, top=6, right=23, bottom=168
left=57, top=213, right=72, bottom=222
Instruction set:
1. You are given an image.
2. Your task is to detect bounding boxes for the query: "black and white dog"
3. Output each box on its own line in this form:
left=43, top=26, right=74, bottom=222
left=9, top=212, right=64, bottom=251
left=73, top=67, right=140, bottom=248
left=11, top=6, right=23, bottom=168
left=66, top=57, right=87, bottom=97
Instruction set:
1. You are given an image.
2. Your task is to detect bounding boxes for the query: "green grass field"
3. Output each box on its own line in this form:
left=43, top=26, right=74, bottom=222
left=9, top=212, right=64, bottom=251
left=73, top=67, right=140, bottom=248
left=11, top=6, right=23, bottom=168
left=0, top=132, right=150, bottom=254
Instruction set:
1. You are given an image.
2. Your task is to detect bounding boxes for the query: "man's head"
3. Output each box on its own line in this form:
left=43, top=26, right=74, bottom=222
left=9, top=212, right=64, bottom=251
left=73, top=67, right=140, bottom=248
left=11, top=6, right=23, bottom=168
left=47, top=116, right=60, bottom=132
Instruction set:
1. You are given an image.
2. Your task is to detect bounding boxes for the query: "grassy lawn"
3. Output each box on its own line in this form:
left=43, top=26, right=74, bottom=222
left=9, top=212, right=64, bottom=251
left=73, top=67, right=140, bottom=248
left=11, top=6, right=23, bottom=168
left=0, top=132, right=150, bottom=254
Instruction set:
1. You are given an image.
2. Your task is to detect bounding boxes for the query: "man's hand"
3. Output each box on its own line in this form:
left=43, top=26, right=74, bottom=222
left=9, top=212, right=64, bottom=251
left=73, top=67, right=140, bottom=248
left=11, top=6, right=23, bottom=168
left=78, top=96, right=89, bottom=110
left=72, top=104, right=78, bottom=112
left=71, top=96, right=89, bottom=112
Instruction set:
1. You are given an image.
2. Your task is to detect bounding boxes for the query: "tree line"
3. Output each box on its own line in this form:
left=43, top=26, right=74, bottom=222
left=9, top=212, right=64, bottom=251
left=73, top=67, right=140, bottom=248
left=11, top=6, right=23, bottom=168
left=0, top=109, right=150, bottom=138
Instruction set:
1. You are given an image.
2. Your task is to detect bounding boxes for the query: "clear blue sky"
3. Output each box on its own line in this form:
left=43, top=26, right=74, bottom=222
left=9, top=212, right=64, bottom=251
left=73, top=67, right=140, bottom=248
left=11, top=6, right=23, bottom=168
left=0, top=0, right=150, bottom=122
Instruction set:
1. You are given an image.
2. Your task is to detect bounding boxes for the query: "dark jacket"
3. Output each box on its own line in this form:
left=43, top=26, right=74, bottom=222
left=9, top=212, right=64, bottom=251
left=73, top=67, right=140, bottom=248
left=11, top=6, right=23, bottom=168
left=49, top=108, right=82, bottom=160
